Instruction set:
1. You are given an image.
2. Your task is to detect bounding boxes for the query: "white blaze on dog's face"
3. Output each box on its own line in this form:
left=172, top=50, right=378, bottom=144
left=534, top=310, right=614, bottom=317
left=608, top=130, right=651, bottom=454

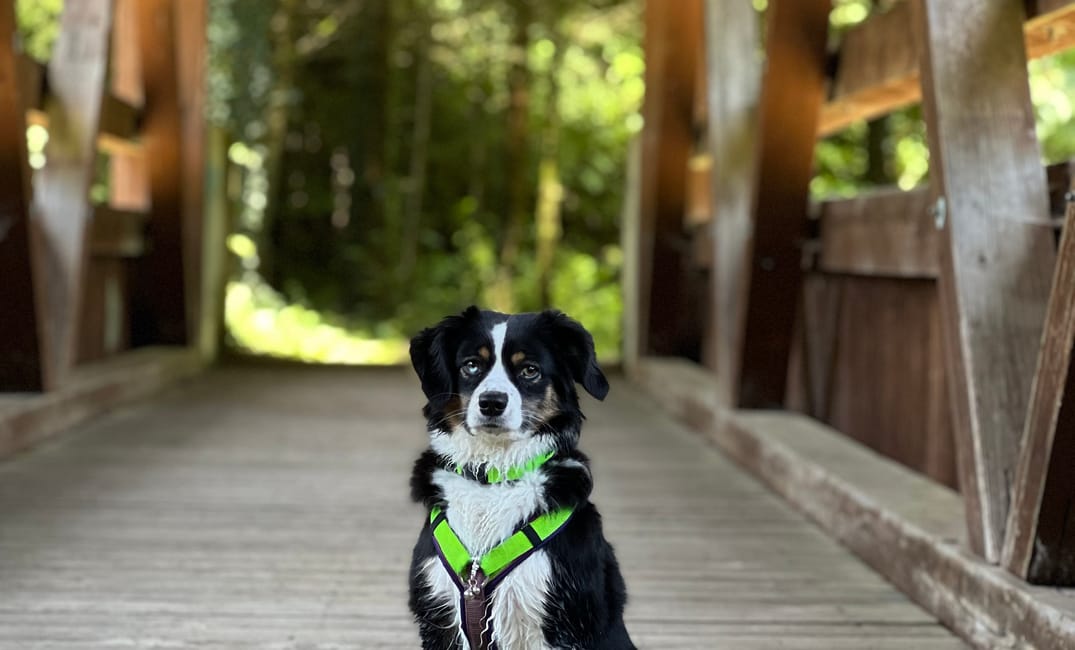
left=463, top=322, right=523, bottom=433
left=409, top=307, right=609, bottom=466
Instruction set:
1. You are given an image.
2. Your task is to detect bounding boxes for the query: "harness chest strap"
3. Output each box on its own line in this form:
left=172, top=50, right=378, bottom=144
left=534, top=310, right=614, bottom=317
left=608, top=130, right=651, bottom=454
left=429, top=505, right=575, bottom=649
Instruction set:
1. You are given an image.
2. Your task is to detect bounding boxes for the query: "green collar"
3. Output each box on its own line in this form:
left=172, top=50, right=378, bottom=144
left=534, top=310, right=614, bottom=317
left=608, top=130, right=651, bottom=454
left=429, top=505, right=574, bottom=583
left=446, top=450, right=555, bottom=484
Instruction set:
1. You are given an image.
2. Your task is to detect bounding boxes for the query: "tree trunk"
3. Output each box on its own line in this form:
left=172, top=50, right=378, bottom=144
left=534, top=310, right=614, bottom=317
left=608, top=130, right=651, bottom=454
left=488, top=1, right=532, bottom=312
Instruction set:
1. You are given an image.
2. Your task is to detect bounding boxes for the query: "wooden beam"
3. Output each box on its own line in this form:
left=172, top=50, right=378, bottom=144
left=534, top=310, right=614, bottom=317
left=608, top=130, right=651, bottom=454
left=0, top=0, right=44, bottom=391
left=31, top=0, right=114, bottom=386
left=1004, top=195, right=1075, bottom=584
left=636, top=0, right=703, bottom=358
left=175, top=0, right=208, bottom=352
left=735, top=0, right=831, bottom=408
left=16, top=53, right=44, bottom=112
left=819, top=0, right=1075, bottom=136
left=131, top=0, right=188, bottom=346
left=90, top=205, right=148, bottom=257
left=913, top=0, right=1057, bottom=561
left=817, top=187, right=938, bottom=278
left=820, top=2, right=921, bottom=138
left=701, top=0, right=762, bottom=391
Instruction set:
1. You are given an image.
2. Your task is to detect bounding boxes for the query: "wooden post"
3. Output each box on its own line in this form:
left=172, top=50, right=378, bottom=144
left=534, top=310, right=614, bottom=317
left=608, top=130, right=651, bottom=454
left=730, top=0, right=831, bottom=408
left=1003, top=194, right=1075, bottom=584
left=175, top=0, right=208, bottom=352
left=702, top=0, right=762, bottom=403
left=0, top=0, right=44, bottom=391
left=132, top=0, right=188, bottom=346
left=636, top=0, right=702, bottom=357
left=32, top=0, right=114, bottom=386
left=913, top=0, right=1056, bottom=561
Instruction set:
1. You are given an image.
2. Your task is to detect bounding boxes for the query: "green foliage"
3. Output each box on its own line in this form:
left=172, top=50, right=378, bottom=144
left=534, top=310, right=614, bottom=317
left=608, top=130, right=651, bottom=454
left=214, top=0, right=639, bottom=362
left=1031, top=50, right=1075, bottom=164
left=15, top=0, right=63, bottom=61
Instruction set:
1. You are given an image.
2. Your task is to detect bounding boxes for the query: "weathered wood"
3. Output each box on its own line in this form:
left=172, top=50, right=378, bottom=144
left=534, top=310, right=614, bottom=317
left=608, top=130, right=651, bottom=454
left=31, top=0, right=114, bottom=387
left=820, top=2, right=920, bottom=137
left=176, top=0, right=208, bottom=351
left=0, top=0, right=44, bottom=391
left=819, top=0, right=1075, bottom=136
left=637, top=0, right=702, bottom=357
left=90, top=206, right=148, bottom=258
left=0, top=366, right=964, bottom=647
left=701, top=0, right=761, bottom=388
left=685, top=152, right=712, bottom=229
left=634, top=356, right=1075, bottom=650
left=16, top=53, right=44, bottom=112
left=98, top=93, right=141, bottom=144
left=77, top=258, right=131, bottom=363
left=818, top=188, right=938, bottom=278
left=0, top=347, right=202, bottom=459
left=131, top=0, right=188, bottom=346
left=913, top=0, right=1056, bottom=561
left=735, top=0, right=831, bottom=408
left=1003, top=196, right=1075, bottom=584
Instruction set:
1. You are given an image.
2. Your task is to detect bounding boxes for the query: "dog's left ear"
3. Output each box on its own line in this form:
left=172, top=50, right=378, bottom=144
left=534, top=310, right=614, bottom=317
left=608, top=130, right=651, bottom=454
left=543, top=310, right=609, bottom=401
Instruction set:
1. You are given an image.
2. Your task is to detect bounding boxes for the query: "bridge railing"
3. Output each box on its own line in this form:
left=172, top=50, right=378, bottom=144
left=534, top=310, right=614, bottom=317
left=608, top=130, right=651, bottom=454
left=627, top=0, right=1075, bottom=590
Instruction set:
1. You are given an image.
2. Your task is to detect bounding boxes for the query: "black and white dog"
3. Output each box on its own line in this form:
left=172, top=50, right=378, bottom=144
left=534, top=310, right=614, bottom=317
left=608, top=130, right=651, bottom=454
left=408, top=307, right=635, bottom=649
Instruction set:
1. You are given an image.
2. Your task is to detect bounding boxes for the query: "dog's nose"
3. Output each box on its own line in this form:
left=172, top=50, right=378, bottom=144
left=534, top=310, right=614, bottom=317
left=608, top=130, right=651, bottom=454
left=478, top=392, right=508, bottom=417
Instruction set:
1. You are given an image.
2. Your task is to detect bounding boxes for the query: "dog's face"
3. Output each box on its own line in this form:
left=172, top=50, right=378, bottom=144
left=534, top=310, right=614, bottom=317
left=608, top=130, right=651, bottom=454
left=410, top=307, right=608, bottom=446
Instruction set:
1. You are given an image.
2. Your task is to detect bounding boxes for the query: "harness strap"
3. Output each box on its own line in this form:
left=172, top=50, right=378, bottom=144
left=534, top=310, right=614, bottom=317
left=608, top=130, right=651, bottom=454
left=428, top=505, right=575, bottom=649
left=443, top=450, right=556, bottom=484
left=430, top=505, right=574, bottom=583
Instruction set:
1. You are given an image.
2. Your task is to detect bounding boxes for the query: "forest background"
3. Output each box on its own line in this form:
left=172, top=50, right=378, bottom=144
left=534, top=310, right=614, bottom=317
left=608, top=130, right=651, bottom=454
left=16, top=0, right=1075, bottom=362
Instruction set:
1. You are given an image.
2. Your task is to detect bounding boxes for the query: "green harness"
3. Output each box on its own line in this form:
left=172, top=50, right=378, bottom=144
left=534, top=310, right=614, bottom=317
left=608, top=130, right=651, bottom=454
left=427, top=454, right=576, bottom=649
left=429, top=505, right=573, bottom=583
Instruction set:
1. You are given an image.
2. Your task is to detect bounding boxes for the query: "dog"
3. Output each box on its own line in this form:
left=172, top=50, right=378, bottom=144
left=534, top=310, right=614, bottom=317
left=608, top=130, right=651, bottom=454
left=407, top=306, right=635, bottom=649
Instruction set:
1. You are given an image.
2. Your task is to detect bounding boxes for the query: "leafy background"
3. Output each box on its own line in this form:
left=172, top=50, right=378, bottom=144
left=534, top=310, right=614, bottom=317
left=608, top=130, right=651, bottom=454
left=15, top=0, right=1075, bottom=363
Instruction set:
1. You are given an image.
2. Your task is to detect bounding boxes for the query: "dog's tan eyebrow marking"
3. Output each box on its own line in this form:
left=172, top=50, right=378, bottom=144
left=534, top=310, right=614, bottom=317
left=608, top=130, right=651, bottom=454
left=478, top=347, right=491, bottom=360
left=511, top=352, right=526, bottom=364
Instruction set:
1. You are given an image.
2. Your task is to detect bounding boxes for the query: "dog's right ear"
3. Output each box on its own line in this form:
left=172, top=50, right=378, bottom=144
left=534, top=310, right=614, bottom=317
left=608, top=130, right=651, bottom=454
left=409, top=306, right=480, bottom=401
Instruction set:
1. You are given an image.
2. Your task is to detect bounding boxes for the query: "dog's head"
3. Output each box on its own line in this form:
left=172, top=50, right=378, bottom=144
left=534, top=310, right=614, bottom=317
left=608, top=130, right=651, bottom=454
left=409, top=307, right=608, bottom=454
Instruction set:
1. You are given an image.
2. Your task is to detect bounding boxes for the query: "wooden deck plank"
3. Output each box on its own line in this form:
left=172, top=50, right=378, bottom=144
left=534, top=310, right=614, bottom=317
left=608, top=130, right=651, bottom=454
left=0, top=366, right=964, bottom=647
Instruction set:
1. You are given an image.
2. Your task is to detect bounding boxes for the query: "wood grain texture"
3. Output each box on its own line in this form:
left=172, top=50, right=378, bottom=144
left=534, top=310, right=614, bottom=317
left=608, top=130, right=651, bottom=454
left=0, top=0, right=44, bottom=391
left=913, top=0, right=1056, bottom=562
left=1003, top=197, right=1075, bottom=584
left=736, top=0, right=831, bottom=408
left=636, top=0, right=703, bottom=358
left=818, top=188, right=938, bottom=278
left=31, top=0, right=114, bottom=387
left=0, top=346, right=203, bottom=459
left=702, top=0, right=762, bottom=398
left=785, top=275, right=956, bottom=488
left=820, top=2, right=921, bottom=137
left=0, top=366, right=965, bottom=648
left=634, top=357, right=1075, bottom=650
left=826, top=276, right=956, bottom=489
left=175, top=0, right=208, bottom=352
left=819, top=0, right=1075, bottom=136
left=131, top=0, right=188, bottom=347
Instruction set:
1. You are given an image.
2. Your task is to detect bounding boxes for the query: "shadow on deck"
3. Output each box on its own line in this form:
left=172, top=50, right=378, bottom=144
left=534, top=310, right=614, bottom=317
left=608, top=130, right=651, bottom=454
left=0, top=365, right=965, bottom=648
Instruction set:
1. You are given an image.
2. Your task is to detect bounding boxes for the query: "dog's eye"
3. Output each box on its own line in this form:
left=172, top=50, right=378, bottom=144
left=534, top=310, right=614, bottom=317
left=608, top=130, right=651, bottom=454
left=519, top=364, right=541, bottom=381
left=460, top=360, right=482, bottom=377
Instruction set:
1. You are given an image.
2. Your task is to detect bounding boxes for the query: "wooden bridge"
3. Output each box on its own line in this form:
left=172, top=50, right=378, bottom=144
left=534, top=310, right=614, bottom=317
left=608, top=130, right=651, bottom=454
left=2, top=0, right=1075, bottom=648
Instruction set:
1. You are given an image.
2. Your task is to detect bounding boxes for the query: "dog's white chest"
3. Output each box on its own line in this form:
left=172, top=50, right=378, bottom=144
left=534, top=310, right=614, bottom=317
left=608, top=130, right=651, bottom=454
left=432, top=469, right=547, bottom=555
left=424, top=470, right=555, bottom=649
left=421, top=553, right=554, bottom=650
